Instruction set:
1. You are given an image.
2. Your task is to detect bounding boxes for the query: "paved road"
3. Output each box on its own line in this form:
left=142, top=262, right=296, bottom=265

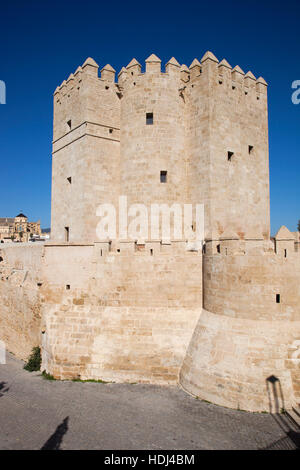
left=0, top=353, right=298, bottom=450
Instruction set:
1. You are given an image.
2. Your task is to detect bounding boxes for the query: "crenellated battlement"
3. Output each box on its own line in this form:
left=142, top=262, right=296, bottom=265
left=204, top=226, right=299, bottom=257
left=53, top=51, right=268, bottom=110
left=183, top=51, right=267, bottom=109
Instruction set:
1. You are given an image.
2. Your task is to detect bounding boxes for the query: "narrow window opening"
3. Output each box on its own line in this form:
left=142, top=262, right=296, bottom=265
left=131, top=72, right=133, bottom=76
left=65, top=226, right=69, bottom=242
left=217, top=244, right=221, bottom=253
left=67, top=120, right=72, bottom=130
left=202, top=244, right=206, bottom=254
left=0, top=257, right=3, bottom=262
left=276, top=294, right=280, bottom=304
left=133, top=82, right=136, bottom=86
left=67, top=176, right=72, bottom=184
left=37, top=282, right=42, bottom=288
left=117, top=248, right=120, bottom=253
left=232, top=85, right=236, bottom=90
left=109, top=128, right=113, bottom=134
left=248, top=145, right=254, bottom=155
left=245, top=91, right=248, bottom=95
left=150, top=249, right=153, bottom=256
left=228, top=151, right=234, bottom=161
left=146, top=112, right=153, bottom=125
left=284, top=249, right=287, bottom=258
left=100, top=249, right=103, bottom=257
left=257, top=96, right=260, bottom=100
left=105, top=86, right=109, bottom=90
left=219, top=80, right=223, bottom=85
left=66, top=284, right=70, bottom=290
left=160, top=170, right=167, bottom=183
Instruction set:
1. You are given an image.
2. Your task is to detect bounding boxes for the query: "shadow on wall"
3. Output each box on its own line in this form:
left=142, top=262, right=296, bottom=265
left=40, top=416, right=69, bottom=450
left=266, top=374, right=285, bottom=414
left=261, top=375, right=300, bottom=450
left=0, top=381, right=9, bottom=397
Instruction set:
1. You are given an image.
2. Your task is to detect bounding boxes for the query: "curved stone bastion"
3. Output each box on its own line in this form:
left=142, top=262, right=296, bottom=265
left=180, top=233, right=300, bottom=411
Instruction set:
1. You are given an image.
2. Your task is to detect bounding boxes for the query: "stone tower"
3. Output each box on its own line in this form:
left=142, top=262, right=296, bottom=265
left=185, top=52, right=270, bottom=240
left=51, top=58, right=120, bottom=242
left=51, top=52, right=270, bottom=242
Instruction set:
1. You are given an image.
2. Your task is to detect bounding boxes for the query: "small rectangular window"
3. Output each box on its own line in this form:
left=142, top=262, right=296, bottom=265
left=67, top=120, right=72, bottom=130
left=66, top=284, right=70, bottom=290
left=67, top=177, right=72, bottom=184
left=248, top=145, right=254, bottom=155
left=146, top=113, right=153, bottom=125
left=276, top=294, right=280, bottom=304
left=65, top=226, right=69, bottom=242
left=160, top=170, right=167, bottom=183
left=228, top=151, right=234, bottom=161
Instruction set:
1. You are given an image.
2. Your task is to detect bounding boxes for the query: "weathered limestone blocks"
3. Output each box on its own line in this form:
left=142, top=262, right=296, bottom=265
left=42, top=304, right=201, bottom=384
left=0, top=243, right=44, bottom=359
left=180, top=309, right=299, bottom=412
left=40, top=241, right=203, bottom=382
left=180, top=235, right=300, bottom=411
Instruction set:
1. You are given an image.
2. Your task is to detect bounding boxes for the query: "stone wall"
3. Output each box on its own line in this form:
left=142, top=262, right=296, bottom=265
left=41, top=241, right=202, bottom=383
left=180, top=239, right=300, bottom=412
left=0, top=243, right=44, bottom=360
left=120, top=56, right=187, bottom=211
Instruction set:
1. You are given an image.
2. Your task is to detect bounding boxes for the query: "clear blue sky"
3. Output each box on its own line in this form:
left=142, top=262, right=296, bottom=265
left=0, top=0, right=299, bottom=234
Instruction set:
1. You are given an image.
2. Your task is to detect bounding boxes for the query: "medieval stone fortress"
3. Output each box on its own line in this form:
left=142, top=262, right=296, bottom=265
left=0, top=51, right=299, bottom=413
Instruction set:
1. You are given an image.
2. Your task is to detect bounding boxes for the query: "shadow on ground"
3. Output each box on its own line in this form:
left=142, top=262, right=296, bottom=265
left=40, top=417, right=69, bottom=450
left=261, top=375, right=300, bottom=450
left=0, top=382, right=9, bottom=397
